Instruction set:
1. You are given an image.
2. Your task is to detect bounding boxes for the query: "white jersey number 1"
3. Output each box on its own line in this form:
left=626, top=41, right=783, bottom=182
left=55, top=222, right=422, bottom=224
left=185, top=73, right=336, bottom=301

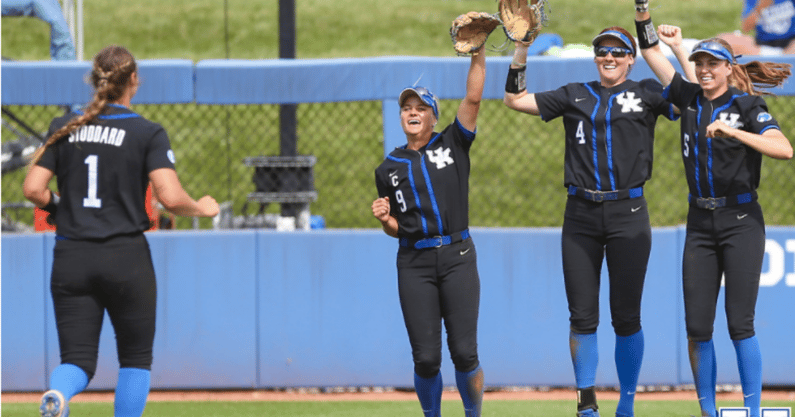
left=83, top=154, right=102, bottom=208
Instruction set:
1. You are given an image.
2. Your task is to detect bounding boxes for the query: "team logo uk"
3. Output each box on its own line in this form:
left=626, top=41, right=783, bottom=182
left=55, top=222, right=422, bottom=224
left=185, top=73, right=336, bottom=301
left=427, top=147, right=454, bottom=169
left=616, top=92, right=643, bottom=113
left=719, top=112, right=744, bottom=129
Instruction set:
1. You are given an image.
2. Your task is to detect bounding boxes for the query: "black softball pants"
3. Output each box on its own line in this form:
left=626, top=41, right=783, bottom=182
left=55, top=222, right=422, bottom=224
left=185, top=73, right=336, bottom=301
left=682, top=202, right=765, bottom=342
left=561, top=196, right=652, bottom=336
left=396, top=237, right=480, bottom=379
left=50, top=233, right=157, bottom=380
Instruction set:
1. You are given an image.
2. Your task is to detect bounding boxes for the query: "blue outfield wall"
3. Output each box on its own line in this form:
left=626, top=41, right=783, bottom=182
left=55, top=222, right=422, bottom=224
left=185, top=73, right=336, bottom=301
left=5, top=55, right=795, bottom=157
left=2, top=227, right=794, bottom=392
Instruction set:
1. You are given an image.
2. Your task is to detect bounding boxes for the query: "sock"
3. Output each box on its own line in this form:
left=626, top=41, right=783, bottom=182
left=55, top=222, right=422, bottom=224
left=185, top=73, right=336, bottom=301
left=114, top=368, right=151, bottom=417
left=733, top=336, right=762, bottom=417
left=570, top=331, right=599, bottom=389
left=455, top=365, right=484, bottom=417
left=49, top=363, right=89, bottom=401
left=615, top=330, right=644, bottom=417
left=414, top=372, right=442, bottom=417
left=689, top=340, right=717, bottom=417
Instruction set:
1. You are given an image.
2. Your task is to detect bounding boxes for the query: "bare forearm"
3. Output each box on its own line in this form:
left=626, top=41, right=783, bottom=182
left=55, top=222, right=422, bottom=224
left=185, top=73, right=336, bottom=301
left=381, top=216, right=399, bottom=237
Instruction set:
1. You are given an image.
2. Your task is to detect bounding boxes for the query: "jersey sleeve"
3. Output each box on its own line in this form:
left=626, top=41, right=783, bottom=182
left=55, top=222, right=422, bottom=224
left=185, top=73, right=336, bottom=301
left=535, top=85, right=571, bottom=122
left=743, top=96, right=781, bottom=134
left=450, top=118, right=476, bottom=152
left=637, top=79, right=679, bottom=121
left=145, top=125, right=177, bottom=173
left=662, top=72, right=700, bottom=110
left=374, top=166, right=390, bottom=199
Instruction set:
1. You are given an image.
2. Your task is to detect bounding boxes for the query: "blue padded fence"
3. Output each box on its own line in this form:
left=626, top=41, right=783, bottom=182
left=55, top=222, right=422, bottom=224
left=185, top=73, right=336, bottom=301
left=3, top=56, right=795, bottom=391
left=2, top=228, right=795, bottom=391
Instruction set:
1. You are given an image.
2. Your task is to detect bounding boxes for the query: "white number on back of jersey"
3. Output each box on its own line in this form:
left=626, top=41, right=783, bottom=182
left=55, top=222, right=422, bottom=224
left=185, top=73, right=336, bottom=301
left=83, top=154, right=102, bottom=208
left=576, top=121, right=586, bottom=144
left=395, top=190, right=407, bottom=212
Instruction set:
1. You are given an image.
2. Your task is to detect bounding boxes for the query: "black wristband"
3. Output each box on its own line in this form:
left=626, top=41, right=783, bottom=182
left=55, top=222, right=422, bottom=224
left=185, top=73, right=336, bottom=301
left=41, top=191, right=59, bottom=215
left=635, top=18, right=659, bottom=49
left=505, top=65, right=527, bottom=94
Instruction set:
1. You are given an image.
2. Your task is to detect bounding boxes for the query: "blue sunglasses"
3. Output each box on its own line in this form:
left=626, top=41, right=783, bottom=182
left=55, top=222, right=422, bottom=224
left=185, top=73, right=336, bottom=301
left=594, top=46, right=632, bottom=58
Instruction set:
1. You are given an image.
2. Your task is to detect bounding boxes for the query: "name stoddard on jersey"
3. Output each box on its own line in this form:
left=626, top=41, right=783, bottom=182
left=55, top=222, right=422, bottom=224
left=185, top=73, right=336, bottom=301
left=68, top=125, right=126, bottom=147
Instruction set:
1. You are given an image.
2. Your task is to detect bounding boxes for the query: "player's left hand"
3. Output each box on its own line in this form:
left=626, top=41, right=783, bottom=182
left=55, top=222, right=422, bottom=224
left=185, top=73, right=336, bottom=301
left=706, top=120, right=736, bottom=139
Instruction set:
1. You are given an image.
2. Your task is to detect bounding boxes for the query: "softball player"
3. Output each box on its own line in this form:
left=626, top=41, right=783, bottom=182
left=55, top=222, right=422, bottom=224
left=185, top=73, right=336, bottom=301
left=635, top=5, right=793, bottom=416
left=503, top=27, right=678, bottom=417
left=23, top=45, right=219, bottom=417
left=371, top=50, right=486, bottom=417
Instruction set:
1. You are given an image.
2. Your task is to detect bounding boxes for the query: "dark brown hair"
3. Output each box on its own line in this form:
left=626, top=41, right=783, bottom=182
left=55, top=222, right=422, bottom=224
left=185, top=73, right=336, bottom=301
left=30, top=45, right=138, bottom=165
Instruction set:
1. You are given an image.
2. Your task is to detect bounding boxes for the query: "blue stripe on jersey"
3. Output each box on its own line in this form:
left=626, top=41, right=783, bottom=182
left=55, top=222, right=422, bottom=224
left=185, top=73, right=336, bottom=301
left=709, top=94, right=744, bottom=197
left=694, top=97, right=704, bottom=197
left=427, top=131, right=442, bottom=147
left=605, top=91, right=622, bottom=190
left=74, top=104, right=141, bottom=120
left=760, top=125, right=779, bottom=134
left=386, top=155, right=429, bottom=235
left=669, top=103, right=680, bottom=121
left=584, top=84, right=602, bottom=190
left=420, top=151, right=444, bottom=236
left=454, top=117, right=476, bottom=141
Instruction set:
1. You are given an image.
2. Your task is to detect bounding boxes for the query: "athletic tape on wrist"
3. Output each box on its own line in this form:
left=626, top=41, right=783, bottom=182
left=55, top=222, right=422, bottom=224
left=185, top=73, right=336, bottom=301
left=505, top=66, right=527, bottom=94
left=636, top=18, right=659, bottom=49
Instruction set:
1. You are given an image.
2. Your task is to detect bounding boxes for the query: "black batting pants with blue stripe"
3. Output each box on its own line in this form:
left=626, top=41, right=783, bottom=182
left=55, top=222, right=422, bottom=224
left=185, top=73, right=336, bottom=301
left=682, top=201, right=765, bottom=342
left=562, top=196, right=652, bottom=336
left=396, top=238, right=480, bottom=378
left=50, top=233, right=157, bottom=379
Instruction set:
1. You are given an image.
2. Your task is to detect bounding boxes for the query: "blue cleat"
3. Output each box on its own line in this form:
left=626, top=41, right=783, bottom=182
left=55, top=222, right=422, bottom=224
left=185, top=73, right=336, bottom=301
left=40, top=390, right=69, bottom=417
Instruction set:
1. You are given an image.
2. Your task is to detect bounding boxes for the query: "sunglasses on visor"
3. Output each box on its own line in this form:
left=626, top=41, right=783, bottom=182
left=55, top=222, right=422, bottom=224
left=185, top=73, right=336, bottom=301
left=594, top=46, right=632, bottom=58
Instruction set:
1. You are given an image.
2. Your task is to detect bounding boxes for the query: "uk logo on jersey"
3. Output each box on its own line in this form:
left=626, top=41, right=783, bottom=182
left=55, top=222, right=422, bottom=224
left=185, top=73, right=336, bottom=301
left=757, top=112, right=773, bottom=123
left=616, top=92, right=643, bottom=113
left=719, top=112, right=744, bottom=129
left=427, top=147, right=454, bottom=169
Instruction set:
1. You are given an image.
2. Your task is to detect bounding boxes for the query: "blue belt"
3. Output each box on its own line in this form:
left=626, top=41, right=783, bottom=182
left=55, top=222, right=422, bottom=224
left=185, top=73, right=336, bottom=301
left=567, top=186, right=643, bottom=202
left=399, top=229, right=470, bottom=250
left=689, top=193, right=754, bottom=210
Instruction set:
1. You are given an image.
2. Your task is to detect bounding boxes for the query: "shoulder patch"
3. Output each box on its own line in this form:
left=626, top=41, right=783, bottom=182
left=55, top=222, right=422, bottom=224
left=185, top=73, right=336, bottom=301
left=167, top=150, right=176, bottom=164
left=756, top=112, right=773, bottom=123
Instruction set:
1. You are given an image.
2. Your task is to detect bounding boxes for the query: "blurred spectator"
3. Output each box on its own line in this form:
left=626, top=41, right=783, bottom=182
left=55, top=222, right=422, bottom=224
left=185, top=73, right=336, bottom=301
left=1, top=0, right=76, bottom=60
left=718, top=0, right=795, bottom=55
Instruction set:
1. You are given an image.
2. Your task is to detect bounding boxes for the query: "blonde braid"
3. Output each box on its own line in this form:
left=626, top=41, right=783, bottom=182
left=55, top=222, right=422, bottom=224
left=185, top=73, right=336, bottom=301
left=29, top=45, right=137, bottom=166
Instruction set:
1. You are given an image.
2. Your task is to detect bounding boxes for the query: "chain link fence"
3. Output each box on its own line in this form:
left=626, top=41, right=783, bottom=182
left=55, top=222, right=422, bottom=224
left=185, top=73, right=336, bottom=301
left=3, top=96, right=795, bottom=230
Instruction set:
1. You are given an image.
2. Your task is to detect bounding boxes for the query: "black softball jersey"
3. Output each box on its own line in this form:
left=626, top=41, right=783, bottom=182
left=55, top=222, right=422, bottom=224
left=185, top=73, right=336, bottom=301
left=663, top=73, right=781, bottom=202
left=37, top=104, right=176, bottom=240
left=536, top=79, right=677, bottom=192
left=374, top=118, right=474, bottom=240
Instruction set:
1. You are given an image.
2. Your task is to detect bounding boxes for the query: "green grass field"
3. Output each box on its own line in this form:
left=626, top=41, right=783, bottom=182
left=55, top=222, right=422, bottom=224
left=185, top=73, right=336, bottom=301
left=2, top=0, right=744, bottom=61
left=2, top=398, right=793, bottom=417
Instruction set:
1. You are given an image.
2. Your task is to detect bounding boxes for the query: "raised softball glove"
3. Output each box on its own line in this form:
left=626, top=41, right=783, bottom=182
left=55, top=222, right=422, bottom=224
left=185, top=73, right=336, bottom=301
left=450, top=11, right=502, bottom=55
left=499, top=0, right=549, bottom=45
